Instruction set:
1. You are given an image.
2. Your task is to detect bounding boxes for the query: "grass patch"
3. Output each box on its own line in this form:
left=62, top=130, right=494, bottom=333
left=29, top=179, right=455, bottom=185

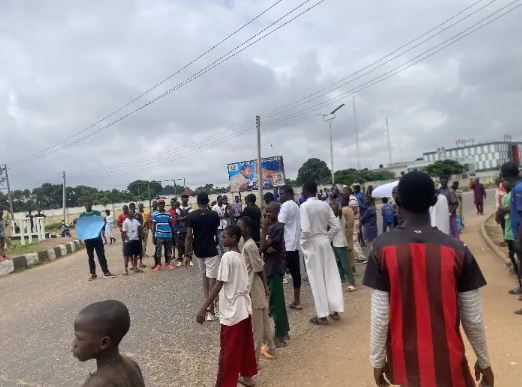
left=9, top=240, right=50, bottom=256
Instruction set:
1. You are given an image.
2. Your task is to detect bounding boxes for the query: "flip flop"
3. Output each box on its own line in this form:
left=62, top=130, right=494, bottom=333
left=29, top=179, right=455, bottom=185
left=329, top=313, right=341, bottom=321
left=288, top=303, right=303, bottom=310
left=309, top=317, right=329, bottom=325
left=238, top=376, right=256, bottom=386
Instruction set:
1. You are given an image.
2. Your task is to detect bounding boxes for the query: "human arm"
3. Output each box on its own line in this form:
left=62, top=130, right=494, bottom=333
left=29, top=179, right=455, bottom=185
left=196, top=281, right=224, bottom=324
left=370, top=289, right=390, bottom=386
left=121, top=221, right=129, bottom=243
left=459, top=290, right=494, bottom=386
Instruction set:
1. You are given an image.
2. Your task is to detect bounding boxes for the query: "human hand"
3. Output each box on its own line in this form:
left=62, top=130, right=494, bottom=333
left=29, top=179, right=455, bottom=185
left=474, top=362, right=494, bottom=386
left=373, top=367, right=389, bottom=386
left=196, top=308, right=206, bottom=324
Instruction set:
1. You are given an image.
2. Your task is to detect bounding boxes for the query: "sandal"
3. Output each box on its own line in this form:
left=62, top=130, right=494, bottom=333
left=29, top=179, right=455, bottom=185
left=347, top=285, right=357, bottom=292
left=238, top=376, right=256, bottom=386
left=261, top=345, right=274, bottom=359
left=309, top=316, right=329, bottom=325
left=288, top=303, right=303, bottom=310
left=329, top=312, right=341, bottom=321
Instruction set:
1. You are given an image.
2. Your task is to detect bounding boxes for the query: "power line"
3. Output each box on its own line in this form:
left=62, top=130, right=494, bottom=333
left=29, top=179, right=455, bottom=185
left=11, top=0, right=326, bottom=165
left=11, top=0, right=288, bottom=165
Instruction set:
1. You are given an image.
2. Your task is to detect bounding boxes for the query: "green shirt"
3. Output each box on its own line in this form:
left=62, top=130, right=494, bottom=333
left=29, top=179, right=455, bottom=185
left=79, top=210, right=101, bottom=217
left=503, top=192, right=513, bottom=241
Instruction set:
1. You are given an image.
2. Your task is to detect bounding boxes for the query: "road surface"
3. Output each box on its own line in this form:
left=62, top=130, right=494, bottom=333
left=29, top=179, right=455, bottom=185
left=2, top=190, right=521, bottom=386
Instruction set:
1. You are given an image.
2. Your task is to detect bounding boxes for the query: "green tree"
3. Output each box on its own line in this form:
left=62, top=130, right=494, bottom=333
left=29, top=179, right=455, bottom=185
left=424, top=160, right=466, bottom=177
left=296, top=158, right=331, bottom=185
left=127, top=180, right=162, bottom=199
left=32, top=183, right=62, bottom=209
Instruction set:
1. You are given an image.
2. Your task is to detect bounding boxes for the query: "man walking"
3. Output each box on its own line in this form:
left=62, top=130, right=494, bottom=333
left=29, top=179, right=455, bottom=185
left=185, top=192, right=221, bottom=321
left=152, top=198, right=175, bottom=271
left=471, top=177, right=487, bottom=215
left=300, top=181, right=343, bottom=325
left=439, top=175, right=460, bottom=239
left=364, top=171, right=493, bottom=386
left=278, top=186, right=302, bottom=310
left=79, top=202, right=115, bottom=280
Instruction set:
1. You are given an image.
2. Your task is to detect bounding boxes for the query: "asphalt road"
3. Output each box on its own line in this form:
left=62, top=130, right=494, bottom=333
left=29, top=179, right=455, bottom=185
left=0, top=190, right=496, bottom=387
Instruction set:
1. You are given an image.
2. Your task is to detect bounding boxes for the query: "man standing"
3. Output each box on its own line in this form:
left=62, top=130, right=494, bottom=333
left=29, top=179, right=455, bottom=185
left=363, top=171, right=493, bottom=386
left=500, top=162, right=522, bottom=315
left=152, top=199, right=175, bottom=271
left=232, top=195, right=243, bottom=223
left=300, top=181, right=343, bottom=325
left=139, top=203, right=150, bottom=257
left=241, top=193, right=261, bottom=246
left=278, top=186, right=302, bottom=310
left=185, top=193, right=221, bottom=321
left=471, top=177, right=487, bottom=215
left=79, top=202, right=115, bottom=280
left=117, top=205, right=130, bottom=265
left=175, top=194, right=192, bottom=267
left=130, top=203, right=145, bottom=267
left=439, top=175, right=460, bottom=239
left=212, top=195, right=227, bottom=255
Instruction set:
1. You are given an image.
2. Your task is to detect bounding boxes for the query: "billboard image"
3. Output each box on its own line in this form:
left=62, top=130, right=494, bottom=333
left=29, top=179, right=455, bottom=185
left=227, top=156, right=286, bottom=193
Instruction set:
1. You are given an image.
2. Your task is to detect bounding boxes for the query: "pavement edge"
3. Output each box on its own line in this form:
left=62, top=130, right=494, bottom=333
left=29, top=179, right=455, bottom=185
left=479, top=214, right=511, bottom=267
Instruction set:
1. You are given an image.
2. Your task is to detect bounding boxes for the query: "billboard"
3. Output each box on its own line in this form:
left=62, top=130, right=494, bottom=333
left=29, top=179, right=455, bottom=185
left=227, top=156, right=286, bottom=192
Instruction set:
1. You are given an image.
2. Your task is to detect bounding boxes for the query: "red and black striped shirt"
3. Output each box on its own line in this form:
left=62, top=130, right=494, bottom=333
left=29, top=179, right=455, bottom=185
left=363, top=225, right=486, bottom=387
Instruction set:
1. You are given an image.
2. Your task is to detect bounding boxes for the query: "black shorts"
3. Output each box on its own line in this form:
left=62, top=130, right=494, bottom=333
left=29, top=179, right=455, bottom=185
left=176, top=232, right=187, bottom=248
left=125, top=240, right=141, bottom=257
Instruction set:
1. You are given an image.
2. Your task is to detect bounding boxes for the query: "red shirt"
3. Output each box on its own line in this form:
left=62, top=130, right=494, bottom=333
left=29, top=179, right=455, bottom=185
left=169, top=208, right=177, bottom=227
left=117, top=213, right=127, bottom=231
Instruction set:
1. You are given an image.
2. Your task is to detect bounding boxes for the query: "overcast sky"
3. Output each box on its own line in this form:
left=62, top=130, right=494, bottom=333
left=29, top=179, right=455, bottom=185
left=1, top=0, right=521, bottom=190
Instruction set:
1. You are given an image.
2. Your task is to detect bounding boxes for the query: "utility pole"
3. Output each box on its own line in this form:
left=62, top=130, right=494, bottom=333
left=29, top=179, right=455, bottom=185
left=2, top=164, right=14, bottom=217
left=256, top=115, right=263, bottom=208
left=62, top=171, right=67, bottom=223
left=386, top=118, right=392, bottom=165
left=352, top=95, right=360, bottom=170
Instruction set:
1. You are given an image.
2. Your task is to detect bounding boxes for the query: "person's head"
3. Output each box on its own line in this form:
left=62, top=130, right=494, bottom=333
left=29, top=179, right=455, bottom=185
left=341, top=194, right=349, bottom=207
left=181, top=194, right=189, bottom=206
left=127, top=208, right=135, bottom=220
left=502, top=180, right=512, bottom=193
left=235, top=195, right=240, bottom=203
left=241, top=164, right=252, bottom=178
left=439, top=176, right=449, bottom=188
left=397, top=171, right=437, bottom=216
left=353, top=184, right=361, bottom=194
left=382, top=197, right=388, bottom=204
left=217, top=195, right=223, bottom=205
left=237, top=216, right=253, bottom=239
left=72, top=300, right=130, bottom=362
left=105, top=210, right=110, bottom=216
left=122, top=205, right=129, bottom=214
left=170, top=198, right=176, bottom=208
left=138, top=203, right=144, bottom=212
left=501, top=161, right=520, bottom=186
left=364, top=194, right=374, bottom=206
left=331, top=186, right=340, bottom=195
left=129, top=202, right=136, bottom=211
left=197, top=192, right=210, bottom=207
left=85, top=202, right=93, bottom=212
left=157, top=199, right=165, bottom=211
left=279, top=185, right=294, bottom=202
left=451, top=181, right=459, bottom=190
left=344, top=186, right=353, bottom=196
left=174, top=201, right=180, bottom=209
left=263, top=192, right=274, bottom=205
left=245, top=193, right=257, bottom=206
left=475, top=177, right=480, bottom=183
left=223, top=225, right=242, bottom=248
left=223, top=196, right=229, bottom=205
left=266, top=201, right=281, bottom=222
left=152, top=200, right=158, bottom=210
left=302, top=181, right=318, bottom=198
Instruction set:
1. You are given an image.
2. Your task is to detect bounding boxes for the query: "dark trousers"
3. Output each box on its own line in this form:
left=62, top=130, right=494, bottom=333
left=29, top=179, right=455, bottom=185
left=507, top=240, right=522, bottom=287
left=382, top=222, right=393, bottom=233
left=475, top=201, right=484, bottom=214
left=267, top=273, right=290, bottom=338
left=85, top=237, right=109, bottom=275
left=285, top=250, right=301, bottom=289
left=154, top=238, right=172, bottom=265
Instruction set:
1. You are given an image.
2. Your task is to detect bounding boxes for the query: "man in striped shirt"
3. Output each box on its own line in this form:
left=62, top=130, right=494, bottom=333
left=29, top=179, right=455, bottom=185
left=363, top=171, right=494, bottom=387
left=152, top=198, right=175, bottom=271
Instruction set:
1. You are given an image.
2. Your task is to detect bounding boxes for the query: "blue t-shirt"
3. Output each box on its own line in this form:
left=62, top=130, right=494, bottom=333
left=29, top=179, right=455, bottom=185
left=382, top=203, right=395, bottom=224
left=153, top=210, right=172, bottom=239
left=356, top=191, right=365, bottom=206
left=510, top=181, right=522, bottom=237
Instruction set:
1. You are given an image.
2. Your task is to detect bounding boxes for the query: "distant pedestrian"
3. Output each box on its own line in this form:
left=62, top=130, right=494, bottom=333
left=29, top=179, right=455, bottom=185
left=212, top=195, right=227, bottom=255
left=452, top=181, right=465, bottom=232
left=232, top=195, right=243, bottom=222
left=381, top=197, right=395, bottom=233
left=121, top=209, right=143, bottom=276
left=80, top=202, right=115, bottom=280
left=439, top=176, right=460, bottom=239
left=152, top=198, right=175, bottom=271
left=117, top=205, right=129, bottom=261
left=104, top=210, right=116, bottom=244
left=261, top=201, right=290, bottom=347
left=470, top=177, right=487, bottom=215
left=175, top=194, right=192, bottom=267
left=360, top=195, right=377, bottom=251
left=241, top=193, right=261, bottom=246
left=196, top=225, right=257, bottom=387
left=72, top=300, right=145, bottom=387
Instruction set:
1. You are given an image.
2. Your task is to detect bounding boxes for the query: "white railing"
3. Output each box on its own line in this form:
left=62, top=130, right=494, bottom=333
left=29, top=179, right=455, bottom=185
left=11, top=217, right=46, bottom=245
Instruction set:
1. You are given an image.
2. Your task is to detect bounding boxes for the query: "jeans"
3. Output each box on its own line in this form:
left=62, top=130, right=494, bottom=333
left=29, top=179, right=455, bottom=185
left=85, top=237, right=109, bottom=275
left=216, top=229, right=225, bottom=255
left=154, top=237, right=172, bottom=265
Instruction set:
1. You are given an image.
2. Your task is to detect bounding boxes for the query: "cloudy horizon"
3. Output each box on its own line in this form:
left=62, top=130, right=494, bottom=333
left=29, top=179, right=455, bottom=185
left=1, top=0, right=521, bottom=191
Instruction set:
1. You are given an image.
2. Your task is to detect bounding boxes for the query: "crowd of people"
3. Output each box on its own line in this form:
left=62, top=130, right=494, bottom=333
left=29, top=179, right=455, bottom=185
left=72, top=165, right=516, bottom=386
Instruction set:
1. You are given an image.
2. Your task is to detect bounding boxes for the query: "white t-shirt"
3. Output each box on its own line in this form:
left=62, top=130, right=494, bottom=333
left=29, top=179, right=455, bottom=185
left=212, top=204, right=227, bottom=230
left=217, top=251, right=252, bottom=326
left=122, top=218, right=141, bottom=241
left=278, top=200, right=301, bottom=251
left=333, top=216, right=348, bottom=247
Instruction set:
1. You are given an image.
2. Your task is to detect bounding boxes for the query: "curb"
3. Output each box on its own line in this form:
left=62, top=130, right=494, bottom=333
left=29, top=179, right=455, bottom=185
left=0, top=240, right=85, bottom=277
left=479, top=214, right=511, bottom=267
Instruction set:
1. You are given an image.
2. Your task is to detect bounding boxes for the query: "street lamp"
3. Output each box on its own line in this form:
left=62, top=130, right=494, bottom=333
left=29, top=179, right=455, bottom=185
left=320, top=104, right=345, bottom=185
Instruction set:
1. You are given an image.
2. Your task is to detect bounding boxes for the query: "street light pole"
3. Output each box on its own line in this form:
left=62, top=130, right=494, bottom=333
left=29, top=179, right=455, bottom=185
left=321, top=104, right=345, bottom=186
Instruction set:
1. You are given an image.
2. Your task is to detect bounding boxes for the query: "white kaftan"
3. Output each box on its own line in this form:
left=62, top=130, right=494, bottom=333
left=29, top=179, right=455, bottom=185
left=300, top=197, right=344, bottom=318
left=429, top=194, right=450, bottom=235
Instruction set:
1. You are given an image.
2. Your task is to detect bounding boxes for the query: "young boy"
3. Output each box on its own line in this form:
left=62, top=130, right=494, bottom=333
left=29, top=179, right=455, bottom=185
left=72, top=300, right=145, bottom=387
left=381, top=197, right=395, bottom=233
left=363, top=171, right=493, bottom=387
left=238, top=215, right=276, bottom=362
left=122, top=209, right=143, bottom=276
left=331, top=203, right=357, bottom=292
left=196, top=225, right=257, bottom=387
left=261, top=201, right=290, bottom=347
